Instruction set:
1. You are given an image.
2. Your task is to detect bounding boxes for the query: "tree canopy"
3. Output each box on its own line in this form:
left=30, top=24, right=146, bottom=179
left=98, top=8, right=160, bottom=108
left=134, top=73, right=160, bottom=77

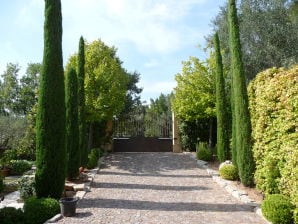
left=172, top=55, right=216, bottom=121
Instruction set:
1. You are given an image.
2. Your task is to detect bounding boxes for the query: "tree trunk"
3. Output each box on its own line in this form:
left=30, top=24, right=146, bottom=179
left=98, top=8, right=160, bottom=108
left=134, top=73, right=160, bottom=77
left=88, top=123, right=94, bottom=150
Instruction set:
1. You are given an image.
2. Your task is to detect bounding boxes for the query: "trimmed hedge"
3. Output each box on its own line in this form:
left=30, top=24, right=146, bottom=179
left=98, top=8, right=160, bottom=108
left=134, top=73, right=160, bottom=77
left=248, top=66, right=298, bottom=212
left=261, top=194, right=294, bottom=224
left=219, top=164, right=239, bottom=180
left=24, top=197, right=60, bottom=224
left=0, top=207, right=24, bottom=224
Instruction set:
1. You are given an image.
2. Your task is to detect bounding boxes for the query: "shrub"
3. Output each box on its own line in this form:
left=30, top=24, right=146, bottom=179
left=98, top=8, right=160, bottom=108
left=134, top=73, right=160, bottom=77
left=0, top=207, right=24, bottom=224
left=196, top=142, right=212, bottom=161
left=261, top=194, right=294, bottom=224
left=248, top=66, right=298, bottom=207
left=24, top=197, right=60, bottom=224
left=87, top=149, right=99, bottom=169
left=294, top=208, right=298, bottom=224
left=219, top=163, right=239, bottom=180
left=9, top=160, right=32, bottom=175
left=18, top=175, right=36, bottom=199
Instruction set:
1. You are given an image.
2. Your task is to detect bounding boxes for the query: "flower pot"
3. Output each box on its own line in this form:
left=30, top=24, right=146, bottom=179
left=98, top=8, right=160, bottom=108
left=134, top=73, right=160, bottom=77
left=59, top=197, right=79, bottom=217
left=0, top=168, right=10, bottom=177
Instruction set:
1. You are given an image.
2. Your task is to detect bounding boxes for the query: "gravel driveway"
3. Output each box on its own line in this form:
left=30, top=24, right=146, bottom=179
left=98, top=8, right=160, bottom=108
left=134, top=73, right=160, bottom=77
left=57, top=152, right=266, bottom=224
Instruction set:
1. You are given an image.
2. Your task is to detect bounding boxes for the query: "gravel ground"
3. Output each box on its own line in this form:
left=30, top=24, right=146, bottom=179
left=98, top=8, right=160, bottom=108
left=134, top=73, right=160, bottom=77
left=57, top=152, right=267, bottom=224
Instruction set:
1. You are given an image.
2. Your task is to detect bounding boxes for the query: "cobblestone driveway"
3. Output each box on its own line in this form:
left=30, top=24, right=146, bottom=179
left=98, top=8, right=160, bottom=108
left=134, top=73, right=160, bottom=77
left=57, top=152, right=266, bottom=224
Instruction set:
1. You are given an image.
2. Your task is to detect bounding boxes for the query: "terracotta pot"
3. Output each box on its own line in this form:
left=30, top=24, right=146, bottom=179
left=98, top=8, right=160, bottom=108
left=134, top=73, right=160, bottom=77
left=0, top=168, right=10, bottom=177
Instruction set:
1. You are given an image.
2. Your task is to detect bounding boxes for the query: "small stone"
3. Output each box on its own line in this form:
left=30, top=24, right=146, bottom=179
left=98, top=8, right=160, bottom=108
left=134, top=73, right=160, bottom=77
left=73, top=184, right=85, bottom=191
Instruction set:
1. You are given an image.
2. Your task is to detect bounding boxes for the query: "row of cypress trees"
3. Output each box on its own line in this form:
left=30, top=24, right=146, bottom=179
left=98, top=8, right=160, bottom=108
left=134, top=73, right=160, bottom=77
left=214, top=0, right=255, bottom=187
left=35, top=0, right=87, bottom=199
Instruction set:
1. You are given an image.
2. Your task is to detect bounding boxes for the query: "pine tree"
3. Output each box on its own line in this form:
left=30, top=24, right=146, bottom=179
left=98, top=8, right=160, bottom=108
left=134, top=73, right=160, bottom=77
left=228, top=0, right=255, bottom=186
left=35, top=0, right=66, bottom=198
left=214, top=32, right=229, bottom=162
left=77, top=36, right=88, bottom=168
left=66, top=68, right=80, bottom=179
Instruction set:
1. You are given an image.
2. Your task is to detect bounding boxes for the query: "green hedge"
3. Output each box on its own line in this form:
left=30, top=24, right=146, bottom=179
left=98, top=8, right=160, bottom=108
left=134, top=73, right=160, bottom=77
left=219, top=164, right=239, bottom=180
left=0, top=207, right=24, bottom=224
left=261, top=194, right=294, bottom=224
left=248, top=66, right=298, bottom=214
left=24, top=197, right=60, bottom=224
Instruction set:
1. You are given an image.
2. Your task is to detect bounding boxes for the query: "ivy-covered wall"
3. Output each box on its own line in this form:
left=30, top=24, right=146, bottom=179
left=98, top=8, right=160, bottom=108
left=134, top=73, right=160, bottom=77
left=248, top=66, right=298, bottom=209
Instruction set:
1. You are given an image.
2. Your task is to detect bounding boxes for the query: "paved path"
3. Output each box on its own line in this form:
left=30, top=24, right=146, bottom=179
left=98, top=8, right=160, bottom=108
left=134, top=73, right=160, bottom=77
left=58, top=152, right=266, bottom=224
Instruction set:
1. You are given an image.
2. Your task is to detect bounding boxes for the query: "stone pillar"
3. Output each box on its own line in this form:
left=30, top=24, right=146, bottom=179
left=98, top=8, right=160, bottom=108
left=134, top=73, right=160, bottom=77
left=172, top=112, right=182, bottom=153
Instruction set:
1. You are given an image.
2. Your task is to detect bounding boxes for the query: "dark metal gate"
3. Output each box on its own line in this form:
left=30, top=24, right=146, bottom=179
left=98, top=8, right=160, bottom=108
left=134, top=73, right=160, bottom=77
left=113, top=112, right=172, bottom=152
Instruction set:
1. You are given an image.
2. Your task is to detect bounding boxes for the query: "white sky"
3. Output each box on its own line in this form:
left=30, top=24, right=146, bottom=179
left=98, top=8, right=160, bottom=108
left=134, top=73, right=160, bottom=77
left=0, top=0, right=225, bottom=102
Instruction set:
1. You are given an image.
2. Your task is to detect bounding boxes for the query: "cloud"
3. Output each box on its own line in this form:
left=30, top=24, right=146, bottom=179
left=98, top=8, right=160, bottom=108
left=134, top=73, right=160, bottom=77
left=61, top=0, right=208, bottom=55
left=141, top=80, right=176, bottom=94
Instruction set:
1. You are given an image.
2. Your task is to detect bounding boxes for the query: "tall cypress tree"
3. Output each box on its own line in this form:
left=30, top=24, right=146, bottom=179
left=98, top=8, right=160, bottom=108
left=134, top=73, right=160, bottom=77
left=228, top=0, right=255, bottom=186
left=35, top=0, right=66, bottom=198
left=214, top=32, right=229, bottom=163
left=66, top=68, right=80, bottom=179
left=77, top=36, right=88, bottom=168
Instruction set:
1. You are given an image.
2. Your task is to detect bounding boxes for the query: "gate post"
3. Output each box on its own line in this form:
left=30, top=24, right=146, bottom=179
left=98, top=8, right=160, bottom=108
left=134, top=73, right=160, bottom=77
left=172, top=112, right=182, bottom=153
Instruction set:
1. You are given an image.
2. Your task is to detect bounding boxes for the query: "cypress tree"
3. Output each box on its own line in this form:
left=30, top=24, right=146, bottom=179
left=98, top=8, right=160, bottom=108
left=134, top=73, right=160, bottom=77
left=214, top=32, right=229, bottom=162
left=228, top=0, right=255, bottom=186
left=35, top=0, right=66, bottom=198
left=77, top=36, right=88, bottom=168
left=66, top=68, right=80, bottom=179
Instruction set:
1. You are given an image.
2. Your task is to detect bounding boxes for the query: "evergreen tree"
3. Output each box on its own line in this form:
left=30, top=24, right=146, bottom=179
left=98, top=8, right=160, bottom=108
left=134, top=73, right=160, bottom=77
left=214, top=32, right=229, bottom=162
left=228, top=0, right=255, bottom=186
left=77, top=36, right=88, bottom=168
left=35, top=0, right=66, bottom=198
left=65, top=68, right=80, bottom=179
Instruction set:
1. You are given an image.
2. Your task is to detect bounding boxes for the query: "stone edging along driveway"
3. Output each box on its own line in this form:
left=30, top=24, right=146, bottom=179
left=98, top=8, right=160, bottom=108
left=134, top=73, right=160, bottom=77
left=185, top=152, right=270, bottom=224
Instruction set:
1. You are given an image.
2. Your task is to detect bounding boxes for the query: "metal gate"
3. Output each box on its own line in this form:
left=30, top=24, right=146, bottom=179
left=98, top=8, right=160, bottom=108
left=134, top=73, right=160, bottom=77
left=113, top=112, right=172, bottom=152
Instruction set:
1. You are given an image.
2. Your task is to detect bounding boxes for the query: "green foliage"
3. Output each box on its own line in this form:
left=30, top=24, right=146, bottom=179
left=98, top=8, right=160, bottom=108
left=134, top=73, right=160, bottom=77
left=228, top=0, right=255, bottom=187
left=214, top=32, right=230, bottom=162
left=0, top=207, right=25, bottom=224
left=8, top=160, right=32, bottom=175
left=172, top=56, right=216, bottom=121
left=0, top=175, right=4, bottom=193
left=0, top=116, right=27, bottom=151
left=87, top=148, right=100, bottom=169
left=294, top=208, right=298, bottom=224
left=65, top=68, right=80, bottom=179
left=24, top=197, right=60, bottom=224
left=196, top=142, right=212, bottom=161
left=144, top=94, right=172, bottom=137
left=35, top=0, right=66, bottom=199
left=248, top=66, right=298, bottom=211
left=210, top=0, right=298, bottom=81
left=77, top=36, right=88, bottom=168
left=0, top=63, right=20, bottom=115
left=261, top=194, right=294, bottom=224
left=219, top=164, right=239, bottom=180
left=18, top=175, right=36, bottom=199
left=178, top=120, right=210, bottom=151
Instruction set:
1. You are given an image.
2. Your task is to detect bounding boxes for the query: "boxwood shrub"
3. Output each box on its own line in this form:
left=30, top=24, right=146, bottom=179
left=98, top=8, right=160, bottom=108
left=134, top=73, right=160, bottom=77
left=24, top=197, right=60, bottom=224
left=261, top=194, right=294, bottom=224
left=219, top=164, right=239, bottom=180
left=0, top=207, right=24, bottom=224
